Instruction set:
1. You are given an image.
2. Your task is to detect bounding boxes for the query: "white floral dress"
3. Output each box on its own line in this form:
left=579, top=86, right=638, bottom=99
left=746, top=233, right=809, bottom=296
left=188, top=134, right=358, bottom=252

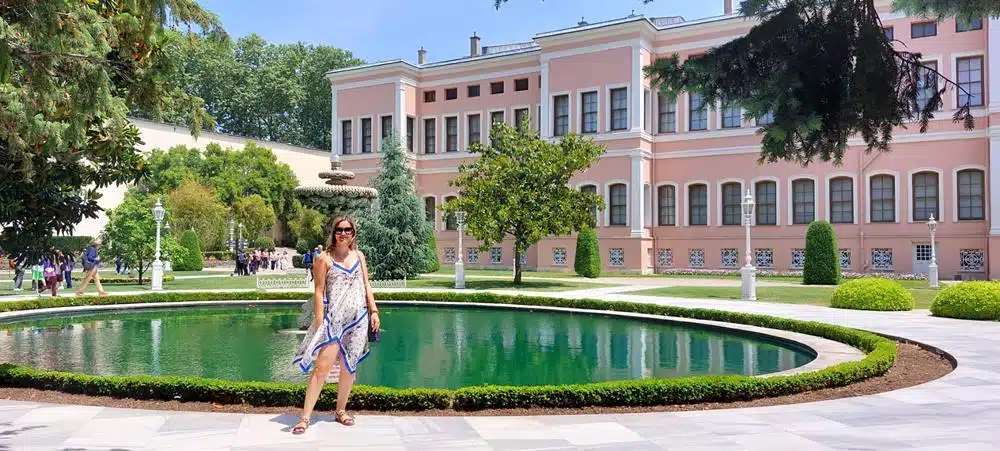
left=291, top=256, right=370, bottom=380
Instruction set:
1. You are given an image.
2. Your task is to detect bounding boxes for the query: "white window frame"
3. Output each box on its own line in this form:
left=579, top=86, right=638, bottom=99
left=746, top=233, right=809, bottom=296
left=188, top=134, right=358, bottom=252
left=577, top=87, right=601, bottom=134
left=787, top=175, right=819, bottom=226
left=486, top=108, right=507, bottom=142
left=605, top=83, right=631, bottom=133
left=685, top=92, right=710, bottom=132
left=951, top=51, right=986, bottom=109
left=716, top=100, right=744, bottom=129
left=422, top=194, right=439, bottom=230
left=824, top=173, right=858, bottom=224
left=358, top=115, right=375, bottom=154
left=952, top=164, right=988, bottom=222
left=340, top=117, right=356, bottom=155
left=576, top=180, right=602, bottom=226
left=550, top=91, right=572, bottom=137
left=652, top=91, right=679, bottom=135
left=907, top=167, right=944, bottom=223
left=865, top=170, right=901, bottom=224
left=377, top=113, right=394, bottom=151
left=750, top=176, right=781, bottom=226
left=462, top=110, right=484, bottom=151
left=654, top=181, right=680, bottom=227
left=441, top=192, right=460, bottom=231
left=442, top=114, right=460, bottom=153
left=604, top=179, right=631, bottom=227
left=421, top=116, right=439, bottom=155
left=511, top=104, right=532, bottom=131
left=684, top=180, right=711, bottom=227
left=914, top=55, right=942, bottom=115
left=715, top=178, right=745, bottom=227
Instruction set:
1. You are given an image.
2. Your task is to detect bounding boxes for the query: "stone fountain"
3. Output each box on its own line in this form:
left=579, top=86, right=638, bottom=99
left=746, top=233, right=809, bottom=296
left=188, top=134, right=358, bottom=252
left=293, top=153, right=378, bottom=329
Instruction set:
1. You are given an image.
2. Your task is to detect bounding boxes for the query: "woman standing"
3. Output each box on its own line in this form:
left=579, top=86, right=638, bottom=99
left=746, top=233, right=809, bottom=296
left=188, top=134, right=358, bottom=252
left=61, top=250, right=74, bottom=290
left=290, top=217, right=379, bottom=434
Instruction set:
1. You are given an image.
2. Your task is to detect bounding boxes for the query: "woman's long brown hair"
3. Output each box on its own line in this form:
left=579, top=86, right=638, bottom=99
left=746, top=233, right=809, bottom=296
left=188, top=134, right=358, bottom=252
left=325, top=216, right=358, bottom=251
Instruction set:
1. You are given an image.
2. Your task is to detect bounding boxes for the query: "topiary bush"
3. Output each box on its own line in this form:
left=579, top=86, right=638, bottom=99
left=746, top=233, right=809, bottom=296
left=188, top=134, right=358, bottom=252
left=253, top=236, right=275, bottom=251
left=803, top=220, right=840, bottom=285
left=930, top=281, right=1000, bottom=321
left=174, top=230, right=203, bottom=271
left=423, top=231, right=440, bottom=273
left=830, top=278, right=914, bottom=311
left=574, top=226, right=600, bottom=278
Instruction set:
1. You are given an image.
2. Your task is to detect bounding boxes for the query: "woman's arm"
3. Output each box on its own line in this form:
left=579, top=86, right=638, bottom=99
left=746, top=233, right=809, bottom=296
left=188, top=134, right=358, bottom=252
left=311, top=254, right=329, bottom=328
left=358, top=252, right=379, bottom=330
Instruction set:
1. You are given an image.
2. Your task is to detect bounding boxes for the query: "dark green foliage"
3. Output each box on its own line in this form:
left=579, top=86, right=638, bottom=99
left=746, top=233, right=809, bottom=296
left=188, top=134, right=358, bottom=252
left=176, top=230, right=204, bottom=271
left=48, top=237, right=94, bottom=254
left=0, top=290, right=894, bottom=411
left=292, top=255, right=305, bottom=268
left=803, top=221, right=840, bottom=285
left=202, top=251, right=234, bottom=261
left=356, top=136, right=434, bottom=280
left=252, top=237, right=275, bottom=251
left=931, top=281, right=1000, bottom=321
left=423, top=232, right=441, bottom=274
left=574, top=227, right=601, bottom=278
left=830, top=278, right=915, bottom=311
left=67, top=275, right=175, bottom=285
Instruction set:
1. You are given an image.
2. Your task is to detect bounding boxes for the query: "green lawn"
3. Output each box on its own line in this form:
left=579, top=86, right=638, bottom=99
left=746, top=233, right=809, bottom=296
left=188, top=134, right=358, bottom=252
left=406, top=278, right=613, bottom=292
left=432, top=267, right=582, bottom=279
left=630, top=284, right=939, bottom=309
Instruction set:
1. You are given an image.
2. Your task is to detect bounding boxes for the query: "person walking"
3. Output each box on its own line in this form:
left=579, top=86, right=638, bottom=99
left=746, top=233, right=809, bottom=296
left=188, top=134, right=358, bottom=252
left=75, top=240, right=108, bottom=297
left=61, top=251, right=75, bottom=289
left=291, top=217, right=379, bottom=434
left=42, top=254, right=58, bottom=297
left=303, top=249, right=313, bottom=282
left=30, top=258, right=43, bottom=295
left=11, top=255, right=25, bottom=292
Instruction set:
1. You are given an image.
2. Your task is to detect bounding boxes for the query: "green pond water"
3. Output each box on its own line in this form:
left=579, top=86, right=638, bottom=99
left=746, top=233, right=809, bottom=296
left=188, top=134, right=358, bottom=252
left=0, top=305, right=814, bottom=389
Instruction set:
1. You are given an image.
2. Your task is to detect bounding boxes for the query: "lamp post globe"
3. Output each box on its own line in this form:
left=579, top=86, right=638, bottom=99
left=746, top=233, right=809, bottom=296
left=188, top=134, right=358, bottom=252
left=927, top=215, right=939, bottom=288
left=455, top=210, right=467, bottom=289
left=740, top=189, right=756, bottom=301
left=151, top=197, right=166, bottom=291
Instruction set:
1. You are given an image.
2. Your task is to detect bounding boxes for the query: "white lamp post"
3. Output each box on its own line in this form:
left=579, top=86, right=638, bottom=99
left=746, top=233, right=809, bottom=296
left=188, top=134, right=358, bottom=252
left=740, top=189, right=757, bottom=301
left=227, top=215, right=235, bottom=253
left=151, top=198, right=165, bottom=291
left=455, top=210, right=467, bottom=289
left=927, top=215, right=939, bottom=288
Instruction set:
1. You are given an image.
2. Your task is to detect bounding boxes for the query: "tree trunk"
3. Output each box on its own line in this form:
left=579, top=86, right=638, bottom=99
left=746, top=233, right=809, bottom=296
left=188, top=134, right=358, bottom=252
left=513, top=248, right=522, bottom=285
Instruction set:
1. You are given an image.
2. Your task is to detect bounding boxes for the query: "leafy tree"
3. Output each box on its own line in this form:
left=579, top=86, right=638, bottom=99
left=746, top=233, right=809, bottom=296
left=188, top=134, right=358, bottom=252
left=0, top=0, right=221, bottom=261
left=288, top=202, right=327, bottom=251
left=100, top=193, right=185, bottom=283
left=253, top=236, right=276, bottom=251
left=176, top=230, right=204, bottom=271
left=233, top=194, right=277, bottom=239
left=574, top=226, right=601, bottom=278
left=803, top=220, right=841, bottom=285
left=166, top=180, right=229, bottom=251
left=139, top=145, right=205, bottom=195
left=423, top=228, right=441, bottom=274
left=356, top=136, right=434, bottom=280
left=201, top=142, right=299, bottom=221
left=443, top=123, right=605, bottom=284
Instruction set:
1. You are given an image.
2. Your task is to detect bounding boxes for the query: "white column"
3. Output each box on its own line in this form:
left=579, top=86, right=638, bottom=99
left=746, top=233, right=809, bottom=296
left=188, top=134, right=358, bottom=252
left=395, top=81, right=406, bottom=142
left=631, top=44, right=644, bottom=133
left=630, top=154, right=645, bottom=237
left=990, top=127, right=1000, bottom=235
left=989, top=18, right=1000, bottom=114
left=540, top=61, right=551, bottom=138
left=331, top=88, right=339, bottom=153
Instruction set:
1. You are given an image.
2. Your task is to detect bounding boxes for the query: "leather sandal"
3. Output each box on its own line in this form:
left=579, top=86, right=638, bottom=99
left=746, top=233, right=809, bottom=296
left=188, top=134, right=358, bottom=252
left=335, top=409, right=355, bottom=426
left=291, top=416, right=310, bottom=435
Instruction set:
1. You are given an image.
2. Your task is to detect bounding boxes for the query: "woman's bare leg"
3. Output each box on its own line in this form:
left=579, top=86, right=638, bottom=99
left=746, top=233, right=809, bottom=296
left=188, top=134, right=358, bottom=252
left=336, top=357, right=356, bottom=413
left=300, top=344, right=341, bottom=420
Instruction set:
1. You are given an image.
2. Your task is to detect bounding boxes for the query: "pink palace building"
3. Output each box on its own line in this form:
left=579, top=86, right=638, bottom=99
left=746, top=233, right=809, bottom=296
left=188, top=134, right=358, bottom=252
left=327, top=0, right=1000, bottom=279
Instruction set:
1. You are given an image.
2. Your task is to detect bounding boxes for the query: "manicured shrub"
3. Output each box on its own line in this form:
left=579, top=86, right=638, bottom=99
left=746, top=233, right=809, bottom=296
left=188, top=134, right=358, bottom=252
left=423, top=231, right=440, bottom=273
left=803, top=220, right=840, bottom=285
left=0, top=290, right=895, bottom=411
left=574, top=226, right=600, bottom=278
left=295, top=238, right=317, bottom=256
left=830, top=278, right=914, bottom=311
left=292, top=255, right=305, bottom=268
left=252, top=236, right=275, bottom=251
left=174, top=230, right=203, bottom=271
left=931, top=281, right=1000, bottom=321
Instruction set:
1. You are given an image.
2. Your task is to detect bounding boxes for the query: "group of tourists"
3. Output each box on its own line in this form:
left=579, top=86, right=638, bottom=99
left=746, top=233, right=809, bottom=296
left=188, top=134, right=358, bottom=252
left=4, top=239, right=107, bottom=297
left=233, top=248, right=289, bottom=276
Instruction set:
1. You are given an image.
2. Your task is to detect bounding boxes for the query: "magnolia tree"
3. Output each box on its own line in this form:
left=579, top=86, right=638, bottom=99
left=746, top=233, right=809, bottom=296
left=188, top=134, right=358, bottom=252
left=443, top=122, right=605, bottom=285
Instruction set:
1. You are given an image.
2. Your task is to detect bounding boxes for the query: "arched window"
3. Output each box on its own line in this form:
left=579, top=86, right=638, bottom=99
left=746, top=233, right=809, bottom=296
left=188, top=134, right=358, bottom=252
left=912, top=171, right=939, bottom=221
left=829, top=177, right=853, bottom=223
left=609, top=184, right=627, bottom=226
left=688, top=184, right=708, bottom=226
left=957, top=169, right=985, bottom=220
left=755, top=181, right=777, bottom=225
left=721, top=182, right=742, bottom=225
left=444, top=196, right=457, bottom=230
left=657, top=185, right=676, bottom=226
left=424, top=197, right=436, bottom=223
left=870, top=175, right=896, bottom=222
left=792, top=178, right=815, bottom=224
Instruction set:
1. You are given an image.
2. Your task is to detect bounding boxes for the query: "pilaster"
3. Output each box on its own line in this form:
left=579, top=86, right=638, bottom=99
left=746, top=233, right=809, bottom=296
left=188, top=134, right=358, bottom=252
left=540, top=61, right=551, bottom=138
left=330, top=88, right=339, bottom=153
left=630, top=154, right=645, bottom=237
left=395, top=80, right=406, bottom=142
left=630, top=44, right=644, bottom=133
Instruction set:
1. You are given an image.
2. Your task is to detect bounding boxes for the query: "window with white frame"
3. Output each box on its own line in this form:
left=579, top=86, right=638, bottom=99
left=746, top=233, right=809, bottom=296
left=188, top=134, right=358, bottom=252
left=722, top=182, right=742, bottom=225
left=610, top=87, right=628, bottom=131
left=870, top=174, right=895, bottom=222
left=658, top=185, right=676, bottom=226
left=689, top=184, right=708, bottom=226
left=957, top=56, right=984, bottom=107
left=792, top=179, right=815, bottom=224
left=381, top=115, right=393, bottom=140
left=957, top=17, right=983, bottom=32
left=341, top=120, right=352, bottom=155
left=755, top=181, right=777, bottom=225
left=445, top=117, right=458, bottom=152
left=468, top=114, right=481, bottom=146
left=915, top=61, right=938, bottom=112
left=912, top=171, right=938, bottom=221
left=444, top=196, right=457, bottom=230
left=490, top=110, right=504, bottom=126
left=957, top=169, right=985, bottom=220
left=689, top=93, right=708, bottom=131
left=514, top=108, right=529, bottom=131
left=609, top=183, right=627, bottom=226
left=911, top=21, right=937, bottom=38
left=721, top=101, right=741, bottom=128
left=657, top=94, right=676, bottom=133
left=423, top=118, right=436, bottom=154
left=553, top=95, right=569, bottom=136
left=361, top=118, right=372, bottom=153
left=581, top=91, right=598, bottom=134
left=406, top=117, right=414, bottom=152
left=581, top=184, right=598, bottom=227
left=830, top=177, right=854, bottom=223
left=424, top=197, right=435, bottom=223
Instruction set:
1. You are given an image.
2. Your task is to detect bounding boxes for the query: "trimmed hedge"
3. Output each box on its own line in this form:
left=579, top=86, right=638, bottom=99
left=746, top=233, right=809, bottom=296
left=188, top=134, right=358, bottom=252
left=67, top=274, right=175, bottom=285
left=830, top=278, right=914, bottom=311
left=0, top=291, right=896, bottom=411
left=931, top=281, right=1000, bottom=321
left=803, top=221, right=840, bottom=285
left=574, top=226, right=600, bottom=278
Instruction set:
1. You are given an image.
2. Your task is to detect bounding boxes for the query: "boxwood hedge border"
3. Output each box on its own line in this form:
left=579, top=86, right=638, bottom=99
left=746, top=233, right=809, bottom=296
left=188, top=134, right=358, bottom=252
left=0, top=290, right=896, bottom=411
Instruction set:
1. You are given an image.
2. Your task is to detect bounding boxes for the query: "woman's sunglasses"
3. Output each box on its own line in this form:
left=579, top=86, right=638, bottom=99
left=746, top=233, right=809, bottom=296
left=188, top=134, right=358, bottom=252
left=334, top=227, right=354, bottom=235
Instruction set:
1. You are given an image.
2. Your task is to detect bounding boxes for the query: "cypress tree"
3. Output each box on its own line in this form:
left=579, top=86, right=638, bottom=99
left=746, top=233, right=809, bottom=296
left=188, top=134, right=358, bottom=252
left=176, top=230, right=203, bottom=271
left=574, top=226, right=601, bottom=278
left=803, top=220, right=840, bottom=285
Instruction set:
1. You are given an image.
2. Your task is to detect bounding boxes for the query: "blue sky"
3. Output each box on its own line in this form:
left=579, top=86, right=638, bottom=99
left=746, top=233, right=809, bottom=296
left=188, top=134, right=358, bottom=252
left=198, top=0, right=722, bottom=64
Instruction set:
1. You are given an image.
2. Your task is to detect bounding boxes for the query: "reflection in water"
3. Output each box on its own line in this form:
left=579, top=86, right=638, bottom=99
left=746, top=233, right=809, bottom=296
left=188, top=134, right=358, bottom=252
left=0, top=306, right=814, bottom=389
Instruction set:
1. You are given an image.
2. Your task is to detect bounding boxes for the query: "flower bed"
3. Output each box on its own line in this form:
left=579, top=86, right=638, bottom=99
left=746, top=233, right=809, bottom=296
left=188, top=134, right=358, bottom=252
left=656, top=268, right=927, bottom=281
left=0, top=291, right=896, bottom=411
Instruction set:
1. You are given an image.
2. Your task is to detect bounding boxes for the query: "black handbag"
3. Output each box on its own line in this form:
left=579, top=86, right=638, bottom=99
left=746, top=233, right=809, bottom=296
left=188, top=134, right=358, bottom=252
left=368, top=313, right=380, bottom=343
